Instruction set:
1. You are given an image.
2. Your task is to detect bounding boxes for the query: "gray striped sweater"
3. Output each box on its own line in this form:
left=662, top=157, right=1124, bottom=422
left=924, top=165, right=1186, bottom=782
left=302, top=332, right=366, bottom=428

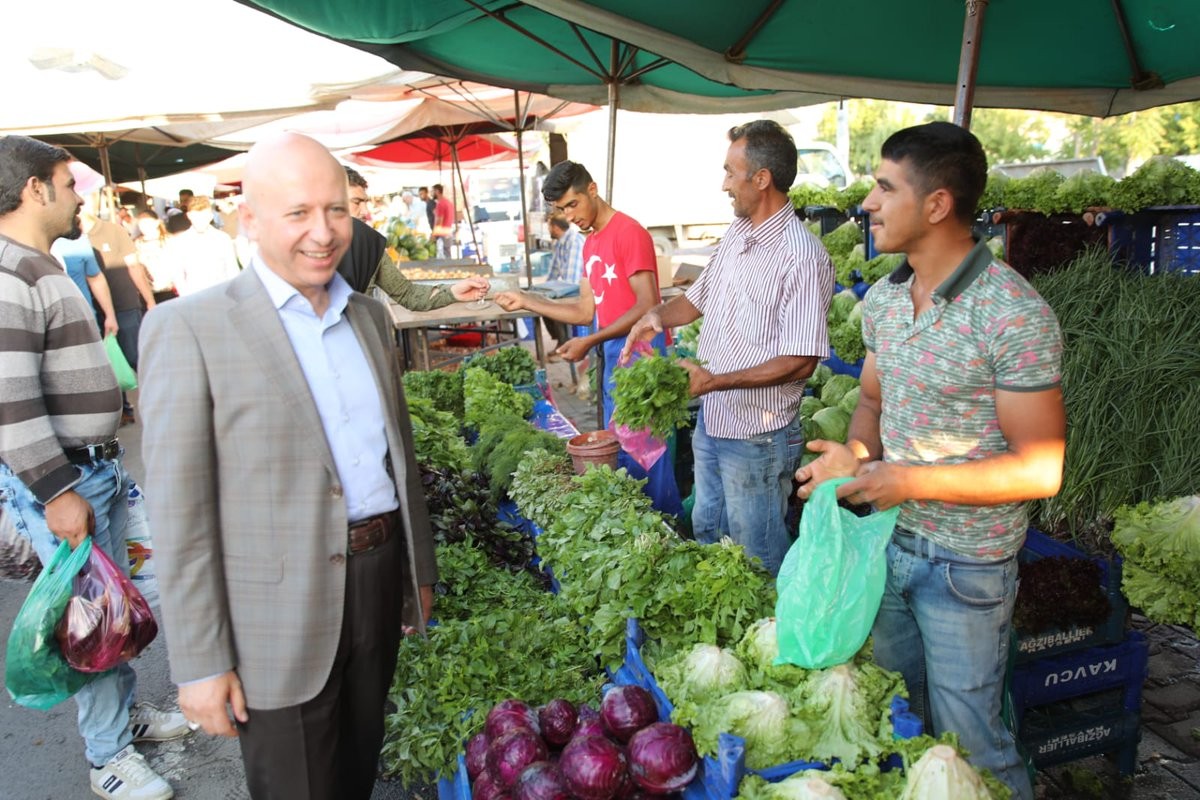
left=0, top=233, right=121, bottom=503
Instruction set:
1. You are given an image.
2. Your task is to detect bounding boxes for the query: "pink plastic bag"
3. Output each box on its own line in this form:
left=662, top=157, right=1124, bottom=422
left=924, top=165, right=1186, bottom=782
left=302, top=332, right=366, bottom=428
left=609, top=341, right=667, bottom=469
left=55, top=542, right=157, bottom=673
left=609, top=421, right=668, bottom=470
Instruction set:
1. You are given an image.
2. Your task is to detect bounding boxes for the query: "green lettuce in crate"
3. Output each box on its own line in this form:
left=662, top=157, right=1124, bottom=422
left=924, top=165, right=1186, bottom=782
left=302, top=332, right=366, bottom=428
left=463, top=367, right=534, bottom=429
left=402, top=368, right=463, bottom=418
left=611, top=353, right=693, bottom=440
left=1110, top=157, right=1200, bottom=211
left=1111, top=495, right=1200, bottom=628
left=462, top=345, right=538, bottom=386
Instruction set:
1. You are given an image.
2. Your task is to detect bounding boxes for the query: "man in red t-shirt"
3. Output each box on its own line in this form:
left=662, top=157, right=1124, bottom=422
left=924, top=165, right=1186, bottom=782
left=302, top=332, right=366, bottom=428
left=495, top=161, right=681, bottom=516
left=431, top=183, right=455, bottom=258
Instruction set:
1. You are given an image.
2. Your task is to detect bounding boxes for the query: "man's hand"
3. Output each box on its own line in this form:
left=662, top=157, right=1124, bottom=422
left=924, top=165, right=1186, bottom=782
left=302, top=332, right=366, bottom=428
left=405, top=584, right=436, bottom=636
left=494, top=291, right=526, bottom=311
left=556, top=337, right=592, bottom=362
left=102, top=316, right=119, bottom=337
left=178, top=671, right=248, bottom=738
left=678, top=359, right=716, bottom=397
left=794, top=440, right=862, bottom=500
left=619, top=311, right=663, bottom=365
left=836, top=460, right=912, bottom=510
left=44, top=490, right=94, bottom=548
left=451, top=277, right=490, bottom=302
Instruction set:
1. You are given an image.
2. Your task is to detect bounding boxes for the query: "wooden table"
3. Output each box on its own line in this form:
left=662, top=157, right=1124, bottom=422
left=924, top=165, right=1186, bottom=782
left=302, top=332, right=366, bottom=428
left=383, top=299, right=546, bottom=371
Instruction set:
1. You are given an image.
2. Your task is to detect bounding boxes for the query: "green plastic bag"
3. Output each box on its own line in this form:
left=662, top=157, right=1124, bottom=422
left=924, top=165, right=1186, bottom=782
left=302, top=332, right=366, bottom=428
left=775, top=478, right=899, bottom=669
left=6, top=537, right=100, bottom=709
left=104, top=334, right=137, bottom=391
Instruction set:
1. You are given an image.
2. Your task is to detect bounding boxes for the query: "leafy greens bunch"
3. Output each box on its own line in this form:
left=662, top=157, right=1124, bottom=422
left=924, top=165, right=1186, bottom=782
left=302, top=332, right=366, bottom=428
left=611, top=354, right=694, bottom=440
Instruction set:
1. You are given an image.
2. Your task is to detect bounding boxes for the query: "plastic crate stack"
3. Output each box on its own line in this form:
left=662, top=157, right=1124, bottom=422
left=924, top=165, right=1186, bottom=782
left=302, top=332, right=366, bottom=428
left=1100, top=205, right=1200, bottom=276
left=1008, top=530, right=1145, bottom=776
left=609, top=620, right=922, bottom=800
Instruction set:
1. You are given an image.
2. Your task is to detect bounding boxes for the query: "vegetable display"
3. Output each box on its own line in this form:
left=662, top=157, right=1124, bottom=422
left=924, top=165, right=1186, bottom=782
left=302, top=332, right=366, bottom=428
left=464, top=346, right=540, bottom=387
left=610, top=354, right=693, bottom=440
left=1111, top=495, right=1200, bottom=629
left=387, top=218, right=438, bottom=261
left=1011, top=556, right=1110, bottom=635
left=980, top=157, right=1200, bottom=214
left=465, top=367, right=535, bottom=429
left=1029, top=247, right=1200, bottom=537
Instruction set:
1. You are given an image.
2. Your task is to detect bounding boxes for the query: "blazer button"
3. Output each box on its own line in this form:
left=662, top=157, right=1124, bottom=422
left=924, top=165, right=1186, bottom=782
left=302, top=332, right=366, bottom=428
left=330, top=485, right=343, bottom=498
left=330, top=554, right=345, bottom=565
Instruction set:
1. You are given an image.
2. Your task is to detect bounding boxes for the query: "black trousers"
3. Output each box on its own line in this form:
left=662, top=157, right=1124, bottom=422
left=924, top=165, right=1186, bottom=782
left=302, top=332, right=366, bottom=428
left=236, top=536, right=405, bottom=800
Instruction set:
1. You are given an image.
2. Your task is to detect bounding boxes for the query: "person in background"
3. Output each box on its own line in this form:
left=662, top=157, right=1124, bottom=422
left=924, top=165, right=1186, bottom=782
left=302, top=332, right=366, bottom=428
left=165, top=195, right=241, bottom=296
left=134, top=209, right=178, bottom=303
left=399, top=190, right=424, bottom=233
left=794, top=122, right=1066, bottom=800
left=177, top=188, right=193, bottom=212
left=81, top=194, right=155, bottom=426
left=50, top=233, right=119, bottom=335
left=419, top=186, right=435, bottom=233
left=0, top=134, right=190, bottom=800
left=431, top=183, right=455, bottom=259
left=496, top=161, right=682, bottom=517
left=346, top=166, right=371, bottom=221
left=337, top=167, right=488, bottom=310
left=139, top=131, right=437, bottom=800
left=546, top=214, right=584, bottom=284
left=623, top=120, right=834, bottom=575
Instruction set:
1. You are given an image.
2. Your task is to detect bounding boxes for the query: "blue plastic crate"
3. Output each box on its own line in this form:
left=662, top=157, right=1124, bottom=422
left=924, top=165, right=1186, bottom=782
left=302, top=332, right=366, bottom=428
left=822, top=350, right=863, bottom=379
left=613, top=620, right=921, bottom=800
left=437, top=754, right=470, bottom=800
left=1104, top=205, right=1200, bottom=276
left=1015, top=529, right=1128, bottom=663
left=1009, top=631, right=1147, bottom=720
left=1019, top=700, right=1141, bottom=776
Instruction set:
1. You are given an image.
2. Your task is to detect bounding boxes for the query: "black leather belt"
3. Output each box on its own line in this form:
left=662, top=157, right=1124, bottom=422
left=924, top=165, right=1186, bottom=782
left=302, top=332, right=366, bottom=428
left=348, top=511, right=397, bottom=555
left=64, top=439, right=120, bottom=465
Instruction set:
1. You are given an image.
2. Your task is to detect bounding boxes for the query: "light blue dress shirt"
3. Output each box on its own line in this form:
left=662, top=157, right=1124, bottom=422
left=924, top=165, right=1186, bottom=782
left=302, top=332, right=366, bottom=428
left=251, top=258, right=398, bottom=523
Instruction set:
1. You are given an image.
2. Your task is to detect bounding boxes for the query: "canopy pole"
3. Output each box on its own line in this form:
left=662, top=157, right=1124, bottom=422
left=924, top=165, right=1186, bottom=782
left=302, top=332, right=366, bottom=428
left=515, top=91, right=535, bottom=289
left=450, top=141, right=482, bottom=265
left=605, top=45, right=621, bottom=202
left=952, top=0, right=989, bottom=129
left=97, top=135, right=115, bottom=188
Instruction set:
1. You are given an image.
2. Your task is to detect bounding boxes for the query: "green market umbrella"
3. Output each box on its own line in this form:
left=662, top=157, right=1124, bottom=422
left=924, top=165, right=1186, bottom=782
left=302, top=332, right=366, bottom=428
left=241, top=0, right=1200, bottom=119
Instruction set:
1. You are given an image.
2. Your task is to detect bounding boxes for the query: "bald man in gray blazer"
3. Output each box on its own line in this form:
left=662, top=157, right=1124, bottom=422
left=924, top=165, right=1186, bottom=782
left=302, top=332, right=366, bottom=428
left=139, top=132, right=436, bottom=800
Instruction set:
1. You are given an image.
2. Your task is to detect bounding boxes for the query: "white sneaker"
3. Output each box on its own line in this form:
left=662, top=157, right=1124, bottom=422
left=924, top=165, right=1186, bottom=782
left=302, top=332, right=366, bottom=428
left=129, top=702, right=193, bottom=742
left=90, top=745, right=173, bottom=800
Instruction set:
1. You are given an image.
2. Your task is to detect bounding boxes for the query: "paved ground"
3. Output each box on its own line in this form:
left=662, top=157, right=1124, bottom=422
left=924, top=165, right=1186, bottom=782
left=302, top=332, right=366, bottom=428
left=1, top=354, right=1197, bottom=798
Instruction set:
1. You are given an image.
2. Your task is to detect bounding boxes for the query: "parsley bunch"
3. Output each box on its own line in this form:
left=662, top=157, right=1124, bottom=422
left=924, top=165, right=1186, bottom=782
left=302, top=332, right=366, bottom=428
left=462, top=345, right=538, bottom=386
left=610, top=354, right=693, bottom=439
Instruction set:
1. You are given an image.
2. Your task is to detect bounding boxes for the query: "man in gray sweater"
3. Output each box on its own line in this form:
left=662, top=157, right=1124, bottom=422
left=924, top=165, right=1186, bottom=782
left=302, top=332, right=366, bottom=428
left=0, top=136, right=190, bottom=800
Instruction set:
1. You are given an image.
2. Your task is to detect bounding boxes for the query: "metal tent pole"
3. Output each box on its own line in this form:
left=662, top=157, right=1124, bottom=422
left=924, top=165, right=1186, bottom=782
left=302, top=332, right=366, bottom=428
left=952, top=0, right=989, bottom=129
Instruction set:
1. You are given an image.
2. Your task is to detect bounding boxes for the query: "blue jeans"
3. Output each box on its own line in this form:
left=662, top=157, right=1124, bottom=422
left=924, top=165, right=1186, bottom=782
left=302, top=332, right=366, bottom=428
left=690, top=406, right=804, bottom=575
left=600, top=337, right=684, bottom=519
left=0, top=458, right=137, bottom=766
left=873, top=530, right=1032, bottom=800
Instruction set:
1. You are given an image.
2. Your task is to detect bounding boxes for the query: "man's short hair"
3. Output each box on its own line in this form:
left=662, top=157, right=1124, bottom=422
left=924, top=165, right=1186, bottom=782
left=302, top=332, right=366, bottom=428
left=0, top=135, right=72, bottom=216
left=881, top=121, right=988, bottom=226
left=187, top=194, right=213, bottom=213
left=344, top=166, right=369, bottom=190
left=542, top=161, right=592, bottom=203
left=549, top=215, right=571, bottom=233
left=727, top=120, right=797, bottom=193
left=432, top=183, right=444, bottom=194
left=418, top=186, right=429, bottom=194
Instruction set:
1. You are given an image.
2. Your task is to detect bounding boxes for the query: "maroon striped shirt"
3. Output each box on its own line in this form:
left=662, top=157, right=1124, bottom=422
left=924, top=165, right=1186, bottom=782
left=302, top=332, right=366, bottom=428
left=686, top=203, right=833, bottom=438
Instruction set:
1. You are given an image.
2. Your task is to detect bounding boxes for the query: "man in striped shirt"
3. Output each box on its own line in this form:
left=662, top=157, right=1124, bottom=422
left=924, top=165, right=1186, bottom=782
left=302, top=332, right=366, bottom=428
left=623, top=120, right=834, bottom=574
left=0, top=136, right=188, bottom=800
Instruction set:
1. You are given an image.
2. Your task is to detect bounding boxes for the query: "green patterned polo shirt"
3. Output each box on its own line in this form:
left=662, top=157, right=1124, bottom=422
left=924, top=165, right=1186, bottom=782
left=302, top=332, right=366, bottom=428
left=862, top=238, right=1063, bottom=559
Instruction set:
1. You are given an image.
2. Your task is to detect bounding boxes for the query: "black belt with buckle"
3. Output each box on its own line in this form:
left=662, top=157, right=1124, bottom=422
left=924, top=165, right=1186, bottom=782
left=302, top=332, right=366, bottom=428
left=348, top=511, right=397, bottom=555
left=64, top=439, right=120, bottom=465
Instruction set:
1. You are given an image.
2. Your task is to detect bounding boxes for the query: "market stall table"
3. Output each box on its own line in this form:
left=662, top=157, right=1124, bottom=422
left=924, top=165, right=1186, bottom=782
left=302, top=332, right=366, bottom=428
left=383, top=298, right=545, bottom=371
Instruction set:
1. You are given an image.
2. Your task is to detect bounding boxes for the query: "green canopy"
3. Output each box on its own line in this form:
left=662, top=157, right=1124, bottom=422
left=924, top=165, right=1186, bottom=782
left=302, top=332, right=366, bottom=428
left=242, top=0, right=1200, bottom=117
left=41, top=133, right=243, bottom=184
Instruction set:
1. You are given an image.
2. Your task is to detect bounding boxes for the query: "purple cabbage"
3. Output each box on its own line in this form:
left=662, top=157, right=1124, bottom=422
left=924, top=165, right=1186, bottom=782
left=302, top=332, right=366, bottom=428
left=488, top=728, right=549, bottom=789
left=626, top=723, right=698, bottom=794
left=600, top=686, right=658, bottom=743
left=559, top=735, right=629, bottom=800
left=538, top=699, right=579, bottom=747
left=512, top=761, right=571, bottom=800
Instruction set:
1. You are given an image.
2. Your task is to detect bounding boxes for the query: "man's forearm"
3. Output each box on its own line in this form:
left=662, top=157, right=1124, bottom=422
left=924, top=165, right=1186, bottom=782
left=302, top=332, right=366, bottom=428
left=87, top=274, right=117, bottom=324
left=515, top=293, right=593, bottom=326
left=128, top=262, right=155, bottom=305
left=654, top=295, right=702, bottom=330
left=845, top=399, right=884, bottom=464
left=704, top=355, right=816, bottom=392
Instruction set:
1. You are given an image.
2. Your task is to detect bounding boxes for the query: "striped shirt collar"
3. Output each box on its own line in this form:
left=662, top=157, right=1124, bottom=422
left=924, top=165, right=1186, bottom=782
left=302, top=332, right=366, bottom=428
left=726, top=202, right=796, bottom=252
